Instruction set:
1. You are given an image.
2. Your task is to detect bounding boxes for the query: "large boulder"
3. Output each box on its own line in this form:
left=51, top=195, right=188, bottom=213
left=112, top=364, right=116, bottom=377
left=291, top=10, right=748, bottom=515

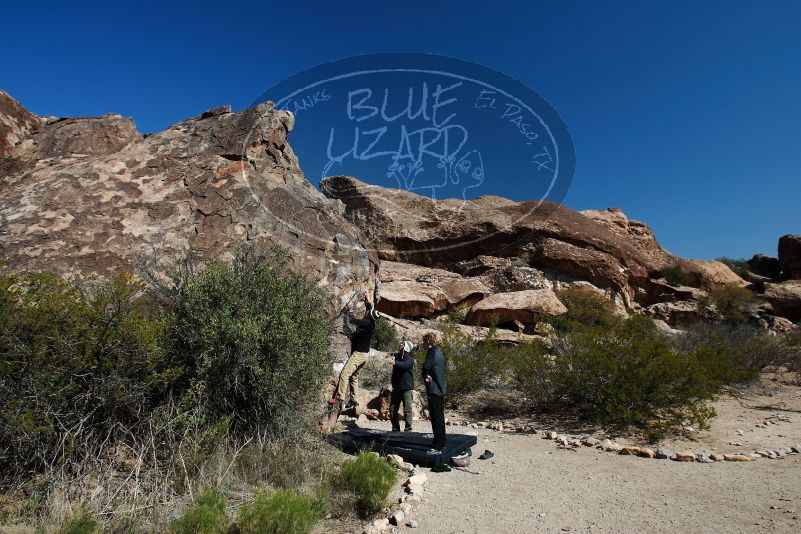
left=465, top=289, right=567, bottom=327
left=778, top=235, right=801, bottom=279
left=677, top=259, right=747, bottom=291
left=644, top=300, right=716, bottom=328
left=0, top=89, right=40, bottom=158
left=377, top=261, right=490, bottom=318
left=764, top=280, right=801, bottom=321
left=747, top=254, right=782, bottom=280
left=0, top=91, right=378, bottom=361
left=320, top=176, right=681, bottom=305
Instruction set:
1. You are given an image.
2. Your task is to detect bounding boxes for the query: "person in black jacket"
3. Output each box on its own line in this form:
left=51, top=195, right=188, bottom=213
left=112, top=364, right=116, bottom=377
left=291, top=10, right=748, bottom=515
left=388, top=340, right=416, bottom=432
left=328, top=298, right=379, bottom=411
left=421, top=332, right=447, bottom=452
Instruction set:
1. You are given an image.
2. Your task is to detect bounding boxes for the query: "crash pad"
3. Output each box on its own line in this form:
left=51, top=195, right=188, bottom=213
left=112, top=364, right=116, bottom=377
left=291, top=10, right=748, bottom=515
left=328, top=428, right=477, bottom=467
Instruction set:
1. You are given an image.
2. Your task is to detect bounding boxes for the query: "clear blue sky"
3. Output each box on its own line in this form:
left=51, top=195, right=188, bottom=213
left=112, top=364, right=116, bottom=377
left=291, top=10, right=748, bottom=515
left=2, top=0, right=799, bottom=260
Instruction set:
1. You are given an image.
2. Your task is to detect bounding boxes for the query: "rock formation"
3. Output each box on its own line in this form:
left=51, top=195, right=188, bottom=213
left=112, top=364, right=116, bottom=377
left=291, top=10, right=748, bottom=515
left=0, top=90, right=378, bottom=361
left=320, top=175, right=754, bottom=332
left=778, top=235, right=801, bottom=279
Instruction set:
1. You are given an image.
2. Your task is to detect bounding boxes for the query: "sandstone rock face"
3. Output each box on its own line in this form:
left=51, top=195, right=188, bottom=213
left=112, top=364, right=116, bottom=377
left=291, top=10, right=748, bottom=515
left=778, top=235, right=801, bottom=279
left=465, top=289, right=567, bottom=327
left=0, top=90, right=41, bottom=158
left=386, top=316, right=545, bottom=345
left=677, top=259, right=747, bottom=291
left=645, top=300, right=715, bottom=328
left=320, top=176, right=676, bottom=304
left=747, top=254, right=782, bottom=280
left=0, top=91, right=377, bottom=361
left=764, top=280, right=801, bottom=321
left=377, top=261, right=490, bottom=318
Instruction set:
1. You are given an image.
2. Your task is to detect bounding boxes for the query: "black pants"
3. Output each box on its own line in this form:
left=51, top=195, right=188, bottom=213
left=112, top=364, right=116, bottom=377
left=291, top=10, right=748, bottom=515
left=427, top=394, right=446, bottom=449
left=390, top=389, right=414, bottom=431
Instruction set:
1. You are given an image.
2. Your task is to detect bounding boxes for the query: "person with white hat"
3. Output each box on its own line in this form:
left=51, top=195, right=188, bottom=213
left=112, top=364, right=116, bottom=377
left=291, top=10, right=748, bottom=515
left=388, top=339, right=417, bottom=432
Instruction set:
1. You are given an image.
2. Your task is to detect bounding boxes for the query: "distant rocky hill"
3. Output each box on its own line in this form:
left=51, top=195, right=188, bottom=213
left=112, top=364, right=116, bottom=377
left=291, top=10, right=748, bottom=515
left=1, top=89, right=798, bottom=354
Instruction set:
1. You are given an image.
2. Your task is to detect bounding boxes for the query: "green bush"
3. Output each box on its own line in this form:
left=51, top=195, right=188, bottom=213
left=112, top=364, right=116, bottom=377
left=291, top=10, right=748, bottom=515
left=338, top=453, right=396, bottom=516
left=522, top=316, right=719, bottom=438
left=157, top=246, right=332, bottom=435
left=170, top=488, right=229, bottom=534
left=676, top=322, right=800, bottom=376
left=58, top=508, right=101, bottom=534
left=548, top=287, right=621, bottom=333
left=660, top=264, right=689, bottom=287
left=372, top=318, right=400, bottom=351
left=238, top=490, right=318, bottom=534
left=707, top=284, right=755, bottom=323
left=716, top=257, right=750, bottom=279
left=0, top=273, right=173, bottom=479
left=439, top=324, right=549, bottom=396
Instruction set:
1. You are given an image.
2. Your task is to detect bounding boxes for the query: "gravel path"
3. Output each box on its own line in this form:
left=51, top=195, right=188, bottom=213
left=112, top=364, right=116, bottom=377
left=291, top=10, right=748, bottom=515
left=360, top=375, right=801, bottom=533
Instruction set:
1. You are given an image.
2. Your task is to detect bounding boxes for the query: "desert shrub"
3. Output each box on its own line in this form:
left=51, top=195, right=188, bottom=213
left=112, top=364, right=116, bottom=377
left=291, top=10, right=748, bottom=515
left=0, top=273, right=173, bottom=479
left=526, top=316, right=718, bottom=437
left=445, top=303, right=471, bottom=324
left=549, top=287, right=621, bottom=333
left=338, top=453, right=396, bottom=516
left=717, top=257, right=750, bottom=279
left=58, top=508, right=101, bottom=534
left=169, top=488, right=229, bottom=534
left=676, top=322, right=801, bottom=376
left=660, top=264, right=689, bottom=286
left=707, top=284, right=755, bottom=323
left=439, top=325, right=549, bottom=396
left=232, top=436, right=338, bottom=491
left=359, top=355, right=392, bottom=390
left=237, top=490, right=318, bottom=534
left=372, top=317, right=400, bottom=351
left=156, top=246, right=331, bottom=436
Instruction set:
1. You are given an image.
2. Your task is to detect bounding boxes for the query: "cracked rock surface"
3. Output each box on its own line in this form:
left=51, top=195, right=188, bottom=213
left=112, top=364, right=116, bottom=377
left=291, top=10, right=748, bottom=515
left=0, top=90, right=377, bottom=361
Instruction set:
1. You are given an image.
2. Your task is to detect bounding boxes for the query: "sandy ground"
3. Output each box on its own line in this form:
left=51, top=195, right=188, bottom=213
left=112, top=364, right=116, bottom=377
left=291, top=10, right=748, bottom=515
left=342, top=374, right=801, bottom=534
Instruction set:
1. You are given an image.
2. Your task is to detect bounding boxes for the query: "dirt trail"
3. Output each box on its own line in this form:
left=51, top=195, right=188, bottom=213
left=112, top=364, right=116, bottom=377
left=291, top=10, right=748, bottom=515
left=364, top=376, right=801, bottom=533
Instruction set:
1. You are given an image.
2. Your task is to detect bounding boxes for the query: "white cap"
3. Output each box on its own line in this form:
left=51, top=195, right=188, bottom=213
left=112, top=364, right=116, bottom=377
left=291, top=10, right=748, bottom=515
left=403, top=340, right=414, bottom=353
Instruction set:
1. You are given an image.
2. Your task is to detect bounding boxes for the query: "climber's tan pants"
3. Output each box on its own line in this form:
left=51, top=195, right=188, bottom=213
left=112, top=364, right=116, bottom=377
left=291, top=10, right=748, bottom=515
left=335, top=351, right=369, bottom=403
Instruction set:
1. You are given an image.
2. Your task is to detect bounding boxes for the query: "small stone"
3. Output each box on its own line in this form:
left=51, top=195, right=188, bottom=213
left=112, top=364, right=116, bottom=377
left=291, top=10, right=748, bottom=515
left=544, top=431, right=558, bottom=439
left=539, top=513, right=547, bottom=518
left=406, top=520, right=418, bottom=528
left=723, top=453, right=752, bottom=462
left=695, top=453, right=713, bottom=463
left=656, top=448, right=675, bottom=460
left=405, top=483, right=423, bottom=494
left=673, top=452, right=695, bottom=462
left=477, top=421, right=488, bottom=428
left=600, top=439, right=622, bottom=452
left=756, top=450, right=771, bottom=458
left=637, top=448, right=656, bottom=459
left=791, top=444, right=801, bottom=453
left=389, top=510, right=405, bottom=526
left=407, top=473, right=427, bottom=486
left=582, top=437, right=601, bottom=447
left=620, top=446, right=641, bottom=456
left=709, top=453, right=725, bottom=461
left=403, top=494, right=422, bottom=504
left=556, top=435, right=570, bottom=446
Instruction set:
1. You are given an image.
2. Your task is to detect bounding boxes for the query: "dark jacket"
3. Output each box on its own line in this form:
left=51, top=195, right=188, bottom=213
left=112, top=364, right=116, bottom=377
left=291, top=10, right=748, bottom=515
left=348, top=313, right=375, bottom=353
left=391, top=350, right=415, bottom=391
left=422, top=346, right=447, bottom=397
